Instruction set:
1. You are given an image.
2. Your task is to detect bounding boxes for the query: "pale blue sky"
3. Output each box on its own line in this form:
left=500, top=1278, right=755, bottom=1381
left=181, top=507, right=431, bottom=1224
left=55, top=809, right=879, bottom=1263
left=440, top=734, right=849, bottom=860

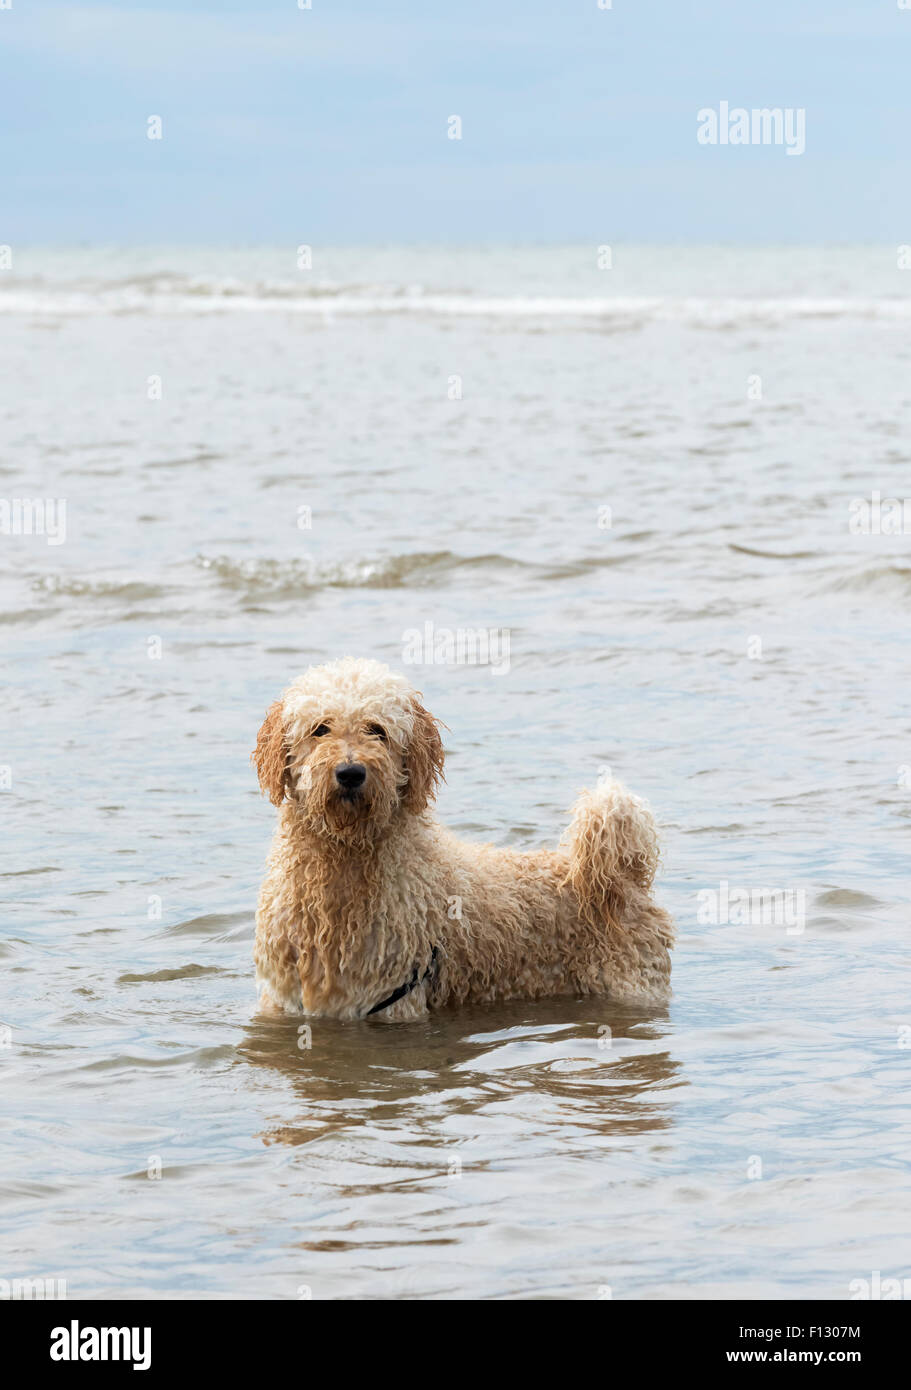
left=1, top=0, right=909, bottom=244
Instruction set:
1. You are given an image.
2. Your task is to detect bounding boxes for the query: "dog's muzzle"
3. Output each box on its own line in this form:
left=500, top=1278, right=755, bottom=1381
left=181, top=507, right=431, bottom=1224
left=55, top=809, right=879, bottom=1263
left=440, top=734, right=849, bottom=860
left=334, top=761, right=367, bottom=799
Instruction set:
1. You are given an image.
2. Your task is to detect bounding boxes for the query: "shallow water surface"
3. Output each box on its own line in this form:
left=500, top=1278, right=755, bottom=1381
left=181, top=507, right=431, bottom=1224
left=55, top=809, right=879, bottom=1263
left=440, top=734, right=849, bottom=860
left=2, top=246, right=911, bottom=1298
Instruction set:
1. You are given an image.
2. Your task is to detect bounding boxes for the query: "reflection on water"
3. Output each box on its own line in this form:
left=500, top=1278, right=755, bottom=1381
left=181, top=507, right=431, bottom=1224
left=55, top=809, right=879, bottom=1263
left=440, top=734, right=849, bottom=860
left=233, top=1000, right=680, bottom=1295
left=238, top=998, right=679, bottom=1149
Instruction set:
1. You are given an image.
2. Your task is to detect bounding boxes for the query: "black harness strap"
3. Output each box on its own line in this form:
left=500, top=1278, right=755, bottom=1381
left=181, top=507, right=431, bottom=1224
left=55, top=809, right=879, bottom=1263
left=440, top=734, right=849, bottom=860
left=366, top=946, right=439, bottom=1017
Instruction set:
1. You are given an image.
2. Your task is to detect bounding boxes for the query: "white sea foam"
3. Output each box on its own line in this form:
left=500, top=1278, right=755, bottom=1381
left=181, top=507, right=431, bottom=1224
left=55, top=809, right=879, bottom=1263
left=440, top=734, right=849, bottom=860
left=1, top=277, right=910, bottom=323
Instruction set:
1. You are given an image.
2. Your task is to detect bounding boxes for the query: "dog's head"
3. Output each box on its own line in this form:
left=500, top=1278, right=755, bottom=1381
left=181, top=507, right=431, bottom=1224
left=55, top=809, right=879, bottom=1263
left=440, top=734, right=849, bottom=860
left=253, top=658, right=445, bottom=844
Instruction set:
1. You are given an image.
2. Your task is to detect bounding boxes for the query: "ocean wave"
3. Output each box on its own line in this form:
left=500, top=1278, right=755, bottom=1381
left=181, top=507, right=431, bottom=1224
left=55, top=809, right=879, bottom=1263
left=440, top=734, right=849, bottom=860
left=817, top=563, right=911, bottom=597
left=195, top=549, right=634, bottom=596
left=30, top=574, right=172, bottom=601
left=195, top=550, right=532, bottom=595
left=2, top=275, right=910, bottom=323
left=728, top=543, right=820, bottom=560
left=6, top=550, right=627, bottom=625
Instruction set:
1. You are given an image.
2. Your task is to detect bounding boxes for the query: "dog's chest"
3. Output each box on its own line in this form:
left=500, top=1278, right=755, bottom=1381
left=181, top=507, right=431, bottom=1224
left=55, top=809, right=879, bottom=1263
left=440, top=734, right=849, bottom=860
left=292, top=887, right=430, bottom=1019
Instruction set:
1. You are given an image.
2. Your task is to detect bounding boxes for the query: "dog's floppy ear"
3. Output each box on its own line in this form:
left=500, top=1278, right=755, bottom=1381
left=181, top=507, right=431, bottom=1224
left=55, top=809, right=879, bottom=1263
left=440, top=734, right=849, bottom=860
left=403, top=696, right=445, bottom=812
left=252, top=700, right=289, bottom=806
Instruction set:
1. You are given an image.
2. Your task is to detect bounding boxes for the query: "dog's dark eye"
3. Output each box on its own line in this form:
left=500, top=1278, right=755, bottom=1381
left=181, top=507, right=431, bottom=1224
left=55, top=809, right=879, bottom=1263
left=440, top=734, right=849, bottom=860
left=366, top=723, right=387, bottom=741
left=310, top=723, right=330, bottom=738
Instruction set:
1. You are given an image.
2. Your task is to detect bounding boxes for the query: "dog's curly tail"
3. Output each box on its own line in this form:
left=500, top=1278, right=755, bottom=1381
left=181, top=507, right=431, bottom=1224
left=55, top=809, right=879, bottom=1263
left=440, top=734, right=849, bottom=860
left=560, top=777, right=662, bottom=928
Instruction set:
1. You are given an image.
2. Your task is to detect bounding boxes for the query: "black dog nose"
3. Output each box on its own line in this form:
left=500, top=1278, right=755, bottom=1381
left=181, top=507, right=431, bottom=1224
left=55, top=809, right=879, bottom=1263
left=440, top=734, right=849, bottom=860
left=335, top=762, right=367, bottom=791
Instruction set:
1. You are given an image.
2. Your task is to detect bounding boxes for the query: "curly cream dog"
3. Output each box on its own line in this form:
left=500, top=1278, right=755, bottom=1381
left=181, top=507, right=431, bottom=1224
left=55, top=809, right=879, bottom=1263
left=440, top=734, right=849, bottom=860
left=252, top=657, right=673, bottom=1021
